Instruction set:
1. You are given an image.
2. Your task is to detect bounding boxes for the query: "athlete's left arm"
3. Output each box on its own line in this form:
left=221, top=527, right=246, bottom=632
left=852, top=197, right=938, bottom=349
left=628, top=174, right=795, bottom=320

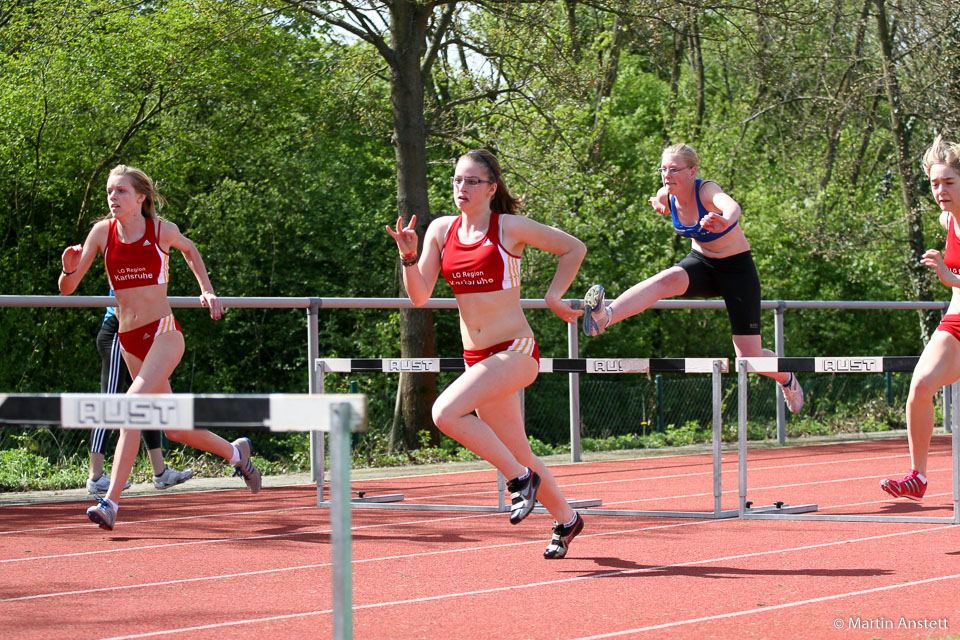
left=161, top=221, right=223, bottom=320
left=501, top=215, right=586, bottom=324
left=698, top=181, right=742, bottom=233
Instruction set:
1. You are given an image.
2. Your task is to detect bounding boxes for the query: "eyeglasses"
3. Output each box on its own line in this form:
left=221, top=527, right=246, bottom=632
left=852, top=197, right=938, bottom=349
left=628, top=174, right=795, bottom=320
left=657, top=166, right=690, bottom=175
left=451, top=176, right=494, bottom=188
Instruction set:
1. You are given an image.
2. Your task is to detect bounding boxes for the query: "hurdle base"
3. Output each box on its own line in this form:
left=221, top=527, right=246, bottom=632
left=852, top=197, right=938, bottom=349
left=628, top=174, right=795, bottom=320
left=573, top=508, right=739, bottom=519
left=741, top=503, right=818, bottom=517
left=740, top=510, right=957, bottom=524
left=532, top=498, right=603, bottom=513
left=352, top=493, right=404, bottom=504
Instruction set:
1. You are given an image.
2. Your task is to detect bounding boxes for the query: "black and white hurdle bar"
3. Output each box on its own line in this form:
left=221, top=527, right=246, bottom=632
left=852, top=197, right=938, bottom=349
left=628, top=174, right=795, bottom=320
left=0, top=393, right=367, bottom=640
left=315, top=357, right=740, bottom=519
left=736, top=357, right=960, bottom=524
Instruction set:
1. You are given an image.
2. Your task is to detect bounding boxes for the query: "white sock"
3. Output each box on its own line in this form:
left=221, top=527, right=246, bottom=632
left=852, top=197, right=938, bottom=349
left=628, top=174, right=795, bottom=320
left=917, top=472, right=927, bottom=484
left=562, top=513, right=579, bottom=528
left=515, top=467, right=531, bottom=483
left=229, top=445, right=241, bottom=465
left=104, top=498, right=118, bottom=513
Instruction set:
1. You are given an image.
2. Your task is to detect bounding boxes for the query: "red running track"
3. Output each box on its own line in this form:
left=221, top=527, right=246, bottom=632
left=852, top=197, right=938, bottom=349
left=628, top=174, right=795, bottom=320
left=1, top=435, right=958, bottom=640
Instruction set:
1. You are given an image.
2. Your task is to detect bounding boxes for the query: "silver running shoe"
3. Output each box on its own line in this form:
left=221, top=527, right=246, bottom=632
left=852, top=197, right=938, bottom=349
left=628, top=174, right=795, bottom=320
left=232, top=437, right=262, bottom=494
left=782, top=374, right=804, bottom=414
left=87, top=496, right=117, bottom=531
left=582, top=284, right=611, bottom=337
left=544, top=512, right=584, bottom=559
left=153, top=465, right=195, bottom=490
left=86, top=473, right=130, bottom=494
left=506, top=469, right=541, bottom=524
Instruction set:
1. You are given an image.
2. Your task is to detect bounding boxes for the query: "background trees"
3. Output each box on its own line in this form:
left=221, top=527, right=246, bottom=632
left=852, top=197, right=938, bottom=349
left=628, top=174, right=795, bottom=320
left=1, top=0, right=957, bottom=447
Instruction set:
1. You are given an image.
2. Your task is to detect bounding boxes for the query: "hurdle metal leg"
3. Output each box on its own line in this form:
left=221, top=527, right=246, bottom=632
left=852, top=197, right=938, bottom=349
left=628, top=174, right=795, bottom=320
left=737, top=356, right=959, bottom=524
left=575, top=359, right=738, bottom=518
left=330, top=402, right=353, bottom=640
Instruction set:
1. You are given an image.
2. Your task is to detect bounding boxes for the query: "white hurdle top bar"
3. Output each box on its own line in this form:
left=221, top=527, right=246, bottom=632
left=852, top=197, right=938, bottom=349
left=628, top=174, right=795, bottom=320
left=319, top=357, right=728, bottom=374
left=736, top=356, right=919, bottom=373
left=0, top=393, right=367, bottom=432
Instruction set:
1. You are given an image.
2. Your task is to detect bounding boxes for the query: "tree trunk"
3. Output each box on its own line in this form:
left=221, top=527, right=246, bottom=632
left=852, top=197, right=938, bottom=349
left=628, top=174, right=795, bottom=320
left=873, top=0, right=937, bottom=339
left=390, top=0, right=440, bottom=448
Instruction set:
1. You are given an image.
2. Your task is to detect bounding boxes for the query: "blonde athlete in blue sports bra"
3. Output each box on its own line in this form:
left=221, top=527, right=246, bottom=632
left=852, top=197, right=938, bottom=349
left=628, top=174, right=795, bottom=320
left=582, top=143, right=804, bottom=414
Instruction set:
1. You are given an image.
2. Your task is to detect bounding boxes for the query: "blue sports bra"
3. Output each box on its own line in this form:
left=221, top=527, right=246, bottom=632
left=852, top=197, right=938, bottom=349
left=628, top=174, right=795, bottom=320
left=670, top=179, right=739, bottom=242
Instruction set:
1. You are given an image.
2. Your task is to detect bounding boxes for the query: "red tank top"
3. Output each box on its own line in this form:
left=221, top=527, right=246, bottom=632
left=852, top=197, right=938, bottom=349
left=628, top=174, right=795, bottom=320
left=103, top=218, right=170, bottom=290
left=440, top=213, right=521, bottom=294
left=945, top=215, right=960, bottom=276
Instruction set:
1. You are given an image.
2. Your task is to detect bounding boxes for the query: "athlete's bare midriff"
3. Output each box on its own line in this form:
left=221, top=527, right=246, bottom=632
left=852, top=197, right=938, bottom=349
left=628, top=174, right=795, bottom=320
left=113, top=284, right=173, bottom=331
left=455, top=287, right=533, bottom=350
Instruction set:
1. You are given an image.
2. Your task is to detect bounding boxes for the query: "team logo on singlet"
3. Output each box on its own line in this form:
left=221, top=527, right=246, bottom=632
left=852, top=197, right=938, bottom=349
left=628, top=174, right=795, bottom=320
left=449, top=269, right=494, bottom=287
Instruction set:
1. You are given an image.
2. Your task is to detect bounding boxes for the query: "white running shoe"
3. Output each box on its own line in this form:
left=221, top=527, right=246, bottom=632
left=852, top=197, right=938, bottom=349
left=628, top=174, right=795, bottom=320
left=86, top=472, right=130, bottom=494
left=153, top=465, right=195, bottom=490
left=582, top=284, right=611, bottom=337
left=781, top=374, right=804, bottom=413
left=232, top=437, right=262, bottom=494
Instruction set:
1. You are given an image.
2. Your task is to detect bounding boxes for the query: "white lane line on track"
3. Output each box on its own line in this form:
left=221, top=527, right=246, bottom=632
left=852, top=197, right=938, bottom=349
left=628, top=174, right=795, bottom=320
left=1, top=447, right=949, bottom=534
left=1, top=460, right=951, bottom=540
left=0, top=512, right=500, bottom=564
left=0, top=519, right=722, bottom=603
left=406, top=448, right=952, bottom=501
left=566, top=571, right=960, bottom=639
left=584, top=466, right=953, bottom=508
left=96, top=523, right=957, bottom=640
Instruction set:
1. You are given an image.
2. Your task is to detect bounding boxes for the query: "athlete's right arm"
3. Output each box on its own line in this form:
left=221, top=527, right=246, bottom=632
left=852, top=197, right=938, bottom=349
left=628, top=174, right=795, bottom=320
left=385, top=215, right=445, bottom=306
left=58, top=221, right=108, bottom=295
left=648, top=187, right=670, bottom=215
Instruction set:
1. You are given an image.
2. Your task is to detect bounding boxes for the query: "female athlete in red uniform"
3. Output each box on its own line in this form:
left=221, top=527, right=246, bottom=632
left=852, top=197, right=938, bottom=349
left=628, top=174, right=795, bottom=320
left=880, top=135, right=960, bottom=500
left=59, top=164, right=261, bottom=530
left=386, top=149, right=587, bottom=558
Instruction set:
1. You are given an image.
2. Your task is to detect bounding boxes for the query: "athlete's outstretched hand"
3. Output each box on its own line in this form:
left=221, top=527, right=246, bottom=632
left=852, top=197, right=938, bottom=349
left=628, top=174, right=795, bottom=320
left=385, top=215, right=418, bottom=255
left=199, top=290, right=223, bottom=320
left=921, top=248, right=960, bottom=288
left=546, top=296, right=583, bottom=325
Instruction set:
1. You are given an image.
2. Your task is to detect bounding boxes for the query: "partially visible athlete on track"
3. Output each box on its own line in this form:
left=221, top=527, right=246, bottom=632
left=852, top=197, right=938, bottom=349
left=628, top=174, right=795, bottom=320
left=60, top=164, right=261, bottom=530
left=881, top=134, right=960, bottom=501
left=386, top=149, right=586, bottom=558
left=86, top=294, right=193, bottom=495
left=581, top=142, right=804, bottom=413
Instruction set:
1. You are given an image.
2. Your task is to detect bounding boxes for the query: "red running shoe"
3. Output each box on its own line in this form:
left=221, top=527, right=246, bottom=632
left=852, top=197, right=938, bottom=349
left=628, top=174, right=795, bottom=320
left=879, top=469, right=926, bottom=501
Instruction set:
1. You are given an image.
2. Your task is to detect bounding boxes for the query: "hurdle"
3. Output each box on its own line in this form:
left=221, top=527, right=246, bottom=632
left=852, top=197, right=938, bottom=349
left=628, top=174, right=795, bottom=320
left=315, top=357, right=742, bottom=519
left=736, top=357, right=960, bottom=524
left=0, top=392, right=367, bottom=640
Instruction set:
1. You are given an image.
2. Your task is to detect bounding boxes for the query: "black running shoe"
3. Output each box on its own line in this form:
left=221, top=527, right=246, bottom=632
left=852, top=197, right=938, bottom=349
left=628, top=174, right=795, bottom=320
left=506, top=469, right=541, bottom=524
left=544, top=512, right=584, bottom=559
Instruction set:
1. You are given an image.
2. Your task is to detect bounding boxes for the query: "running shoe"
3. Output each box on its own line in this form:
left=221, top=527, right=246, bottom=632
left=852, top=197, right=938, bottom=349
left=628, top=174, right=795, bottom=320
left=506, top=468, right=541, bottom=524
left=781, top=374, right=804, bottom=414
left=86, top=496, right=117, bottom=531
left=153, top=465, right=194, bottom=490
left=880, top=469, right=927, bottom=501
left=582, top=284, right=611, bottom=337
left=232, top=437, right=262, bottom=494
left=544, top=512, right=584, bottom=559
left=86, top=472, right=130, bottom=494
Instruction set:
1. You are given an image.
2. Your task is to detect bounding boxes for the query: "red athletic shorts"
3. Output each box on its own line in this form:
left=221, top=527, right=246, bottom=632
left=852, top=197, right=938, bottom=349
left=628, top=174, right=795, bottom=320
left=463, top=337, right=540, bottom=368
left=118, top=314, right=181, bottom=362
left=936, top=313, right=960, bottom=343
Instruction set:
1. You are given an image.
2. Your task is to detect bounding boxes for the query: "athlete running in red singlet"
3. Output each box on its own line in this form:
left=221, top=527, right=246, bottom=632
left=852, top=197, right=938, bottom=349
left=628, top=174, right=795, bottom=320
left=880, top=135, right=960, bottom=501
left=386, top=149, right=586, bottom=559
left=59, top=164, right=261, bottom=530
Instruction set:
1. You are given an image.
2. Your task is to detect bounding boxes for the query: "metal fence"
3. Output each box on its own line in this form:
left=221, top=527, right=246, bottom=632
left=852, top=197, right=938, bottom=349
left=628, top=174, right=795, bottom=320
left=0, top=295, right=948, bottom=466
